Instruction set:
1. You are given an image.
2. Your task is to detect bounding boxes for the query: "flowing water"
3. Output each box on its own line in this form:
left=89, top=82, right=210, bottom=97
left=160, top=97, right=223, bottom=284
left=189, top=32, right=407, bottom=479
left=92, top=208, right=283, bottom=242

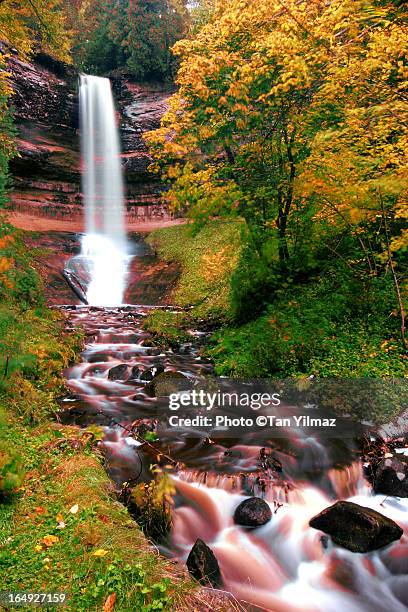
left=60, top=303, right=408, bottom=612
left=67, top=75, right=129, bottom=306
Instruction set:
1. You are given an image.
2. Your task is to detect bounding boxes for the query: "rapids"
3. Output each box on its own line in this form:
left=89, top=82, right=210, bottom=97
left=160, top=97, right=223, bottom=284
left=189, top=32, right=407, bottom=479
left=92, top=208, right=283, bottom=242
left=60, top=304, right=408, bottom=612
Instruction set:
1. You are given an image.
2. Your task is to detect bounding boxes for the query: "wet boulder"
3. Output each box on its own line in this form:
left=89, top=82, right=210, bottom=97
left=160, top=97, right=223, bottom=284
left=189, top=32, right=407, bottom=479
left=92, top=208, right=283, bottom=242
left=186, top=539, right=222, bottom=588
left=309, top=501, right=403, bottom=552
left=374, top=457, right=408, bottom=498
left=87, top=353, right=111, bottom=363
left=146, top=347, right=162, bottom=356
left=145, top=371, right=191, bottom=397
left=129, top=365, right=141, bottom=380
left=107, top=364, right=129, bottom=381
left=233, top=497, right=272, bottom=528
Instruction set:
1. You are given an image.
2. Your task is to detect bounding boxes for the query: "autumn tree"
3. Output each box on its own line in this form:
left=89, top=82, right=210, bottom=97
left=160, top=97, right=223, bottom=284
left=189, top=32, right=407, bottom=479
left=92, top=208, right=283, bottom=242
left=146, top=0, right=407, bottom=339
left=0, top=0, right=72, bottom=61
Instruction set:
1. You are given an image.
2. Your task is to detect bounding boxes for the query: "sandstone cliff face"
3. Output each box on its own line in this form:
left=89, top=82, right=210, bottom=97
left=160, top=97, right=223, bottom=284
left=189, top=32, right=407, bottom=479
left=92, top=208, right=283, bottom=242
left=6, top=47, right=171, bottom=223
left=115, top=80, right=172, bottom=221
left=6, top=48, right=80, bottom=219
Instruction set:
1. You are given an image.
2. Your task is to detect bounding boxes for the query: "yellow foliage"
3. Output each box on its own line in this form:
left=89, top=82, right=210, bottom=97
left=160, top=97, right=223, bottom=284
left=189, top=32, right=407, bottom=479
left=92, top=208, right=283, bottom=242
left=0, top=0, right=72, bottom=62
left=202, top=247, right=236, bottom=282
left=144, top=0, right=407, bottom=270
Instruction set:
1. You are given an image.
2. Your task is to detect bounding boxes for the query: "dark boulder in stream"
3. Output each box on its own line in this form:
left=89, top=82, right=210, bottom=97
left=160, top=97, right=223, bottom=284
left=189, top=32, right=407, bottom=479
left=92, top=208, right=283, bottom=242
left=139, top=363, right=165, bottom=382
left=374, top=457, right=408, bottom=498
left=145, top=371, right=191, bottom=397
left=234, top=497, right=272, bottom=527
left=309, top=501, right=403, bottom=552
left=186, top=539, right=222, bottom=588
left=108, top=364, right=129, bottom=381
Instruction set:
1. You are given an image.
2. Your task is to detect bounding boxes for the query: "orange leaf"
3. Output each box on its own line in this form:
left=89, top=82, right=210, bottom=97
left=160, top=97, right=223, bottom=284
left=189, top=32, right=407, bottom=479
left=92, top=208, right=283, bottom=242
left=103, top=593, right=116, bottom=612
left=42, top=535, right=59, bottom=547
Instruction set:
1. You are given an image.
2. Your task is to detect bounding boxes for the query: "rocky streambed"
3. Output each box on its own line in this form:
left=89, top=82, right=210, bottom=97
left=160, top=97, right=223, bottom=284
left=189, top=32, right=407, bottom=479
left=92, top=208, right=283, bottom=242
left=56, top=297, right=408, bottom=612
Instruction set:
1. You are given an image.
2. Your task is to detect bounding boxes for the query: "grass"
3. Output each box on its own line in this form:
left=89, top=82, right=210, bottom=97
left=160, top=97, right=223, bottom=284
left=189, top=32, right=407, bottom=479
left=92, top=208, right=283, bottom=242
left=0, top=418, right=197, bottom=611
left=147, top=220, right=242, bottom=319
left=145, top=220, right=242, bottom=342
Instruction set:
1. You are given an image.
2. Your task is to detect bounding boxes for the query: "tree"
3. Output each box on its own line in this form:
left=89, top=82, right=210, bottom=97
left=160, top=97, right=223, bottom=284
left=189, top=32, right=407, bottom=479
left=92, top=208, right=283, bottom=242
left=146, top=0, right=407, bottom=338
left=74, top=0, right=189, bottom=80
left=0, top=0, right=72, bottom=61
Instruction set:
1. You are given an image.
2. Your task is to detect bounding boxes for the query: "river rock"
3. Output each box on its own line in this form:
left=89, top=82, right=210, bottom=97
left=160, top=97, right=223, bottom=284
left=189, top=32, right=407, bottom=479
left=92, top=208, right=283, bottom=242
left=309, top=501, right=403, bottom=552
left=186, top=539, right=222, bottom=588
left=233, top=497, right=272, bottom=527
left=129, top=365, right=141, bottom=380
left=374, top=457, right=408, bottom=498
left=139, top=363, right=165, bottom=382
left=108, top=364, right=129, bottom=381
left=145, top=371, right=191, bottom=397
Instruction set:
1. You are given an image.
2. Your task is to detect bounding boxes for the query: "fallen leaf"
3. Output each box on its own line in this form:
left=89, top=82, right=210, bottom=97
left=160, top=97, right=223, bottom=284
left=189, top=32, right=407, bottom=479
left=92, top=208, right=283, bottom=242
left=57, top=521, right=66, bottom=530
left=43, top=535, right=59, bottom=547
left=34, top=545, right=43, bottom=552
left=56, top=513, right=64, bottom=523
left=35, top=506, right=46, bottom=515
left=103, top=593, right=116, bottom=612
left=98, top=514, right=110, bottom=524
left=92, top=549, right=108, bottom=557
left=69, top=504, right=79, bottom=515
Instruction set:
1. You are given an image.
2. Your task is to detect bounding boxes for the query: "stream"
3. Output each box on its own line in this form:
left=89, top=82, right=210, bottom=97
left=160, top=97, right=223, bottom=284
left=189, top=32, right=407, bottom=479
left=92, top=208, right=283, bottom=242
left=57, top=238, right=408, bottom=612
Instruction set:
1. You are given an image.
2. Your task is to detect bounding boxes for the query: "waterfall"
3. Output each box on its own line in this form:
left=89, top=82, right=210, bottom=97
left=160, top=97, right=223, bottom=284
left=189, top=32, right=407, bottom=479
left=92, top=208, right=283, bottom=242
left=79, top=74, right=128, bottom=306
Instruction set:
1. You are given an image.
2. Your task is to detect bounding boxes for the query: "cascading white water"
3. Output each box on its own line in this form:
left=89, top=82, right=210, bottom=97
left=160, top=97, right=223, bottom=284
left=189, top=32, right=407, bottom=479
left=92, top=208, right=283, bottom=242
left=79, top=74, right=128, bottom=306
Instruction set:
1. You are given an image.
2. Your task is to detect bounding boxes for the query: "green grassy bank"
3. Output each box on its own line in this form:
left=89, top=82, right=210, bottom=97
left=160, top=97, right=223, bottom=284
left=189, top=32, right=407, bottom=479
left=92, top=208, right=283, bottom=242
left=146, top=221, right=407, bottom=386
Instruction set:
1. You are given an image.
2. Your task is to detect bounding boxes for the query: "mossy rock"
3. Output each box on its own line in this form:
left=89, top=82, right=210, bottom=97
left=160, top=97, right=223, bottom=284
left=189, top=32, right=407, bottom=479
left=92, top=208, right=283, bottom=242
left=145, top=371, right=192, bottom=397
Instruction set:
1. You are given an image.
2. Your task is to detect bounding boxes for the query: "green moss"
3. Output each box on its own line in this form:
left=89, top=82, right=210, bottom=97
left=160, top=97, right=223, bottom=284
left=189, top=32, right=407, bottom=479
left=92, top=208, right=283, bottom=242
left=147, top=220, right=242, bottom=319
left=144, top=309, right=192, bottom=349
